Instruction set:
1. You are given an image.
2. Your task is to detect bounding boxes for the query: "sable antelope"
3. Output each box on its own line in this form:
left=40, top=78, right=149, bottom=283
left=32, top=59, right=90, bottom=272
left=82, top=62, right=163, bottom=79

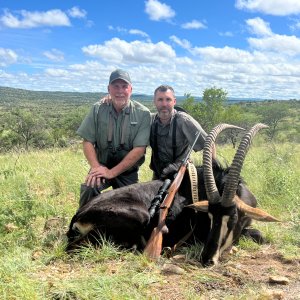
left=189, top=123, right=280, bottom=265
left=66, top=123, right=279, bottom=266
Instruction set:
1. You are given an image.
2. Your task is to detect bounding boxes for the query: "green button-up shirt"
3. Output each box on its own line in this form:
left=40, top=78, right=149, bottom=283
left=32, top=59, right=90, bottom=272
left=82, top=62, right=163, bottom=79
left=77, top=100, right=151, bottom=169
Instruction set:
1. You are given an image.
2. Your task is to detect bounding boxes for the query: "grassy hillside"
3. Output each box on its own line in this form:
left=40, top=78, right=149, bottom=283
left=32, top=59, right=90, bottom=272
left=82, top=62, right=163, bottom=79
left=0, top=142, right=299, bottom=299
left=1, top=86, right=300, bottom=153
left=1, top=86, right=298, bottom=106
left=0, top=86, right=153, bottom=108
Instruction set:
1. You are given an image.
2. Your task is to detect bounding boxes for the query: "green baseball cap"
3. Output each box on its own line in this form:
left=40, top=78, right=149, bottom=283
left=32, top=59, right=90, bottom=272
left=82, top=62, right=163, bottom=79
left=109, top=69, right=131, bottom=84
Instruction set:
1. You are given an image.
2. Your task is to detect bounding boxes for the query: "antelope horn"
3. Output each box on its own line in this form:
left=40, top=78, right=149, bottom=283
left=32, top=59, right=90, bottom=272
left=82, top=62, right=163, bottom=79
left=221, top=123, right=268, bottom=207
left=203, top=124, right=245, bottom=203
left=187, top=200, right=209, bottom=212
left=234, top=196, right=280, bottom=222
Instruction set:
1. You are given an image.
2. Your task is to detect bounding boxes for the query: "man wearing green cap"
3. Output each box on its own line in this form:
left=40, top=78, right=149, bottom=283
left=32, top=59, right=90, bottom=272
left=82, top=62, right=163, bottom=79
left=77, top=69, right=151, bottom=207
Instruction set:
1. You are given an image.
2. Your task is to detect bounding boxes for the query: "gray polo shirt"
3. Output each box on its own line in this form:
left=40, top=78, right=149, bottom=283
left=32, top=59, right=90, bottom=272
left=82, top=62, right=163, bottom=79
left=77, top=100, right=151, bottom=169
left=150, top=110, right=207, bottom=176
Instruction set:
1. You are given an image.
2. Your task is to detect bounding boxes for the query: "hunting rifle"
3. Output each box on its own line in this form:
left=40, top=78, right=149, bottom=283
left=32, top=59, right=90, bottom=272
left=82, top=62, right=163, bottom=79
left=144, top=131, right=201, bottom=259
left=148, top=179, right=171, bottom=218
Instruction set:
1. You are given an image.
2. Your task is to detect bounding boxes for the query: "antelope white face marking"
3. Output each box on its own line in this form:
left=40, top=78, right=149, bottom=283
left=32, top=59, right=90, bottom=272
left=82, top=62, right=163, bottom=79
left=211, top=215, right=233, bottom=265
left=219, top=216, right=234, bottom=255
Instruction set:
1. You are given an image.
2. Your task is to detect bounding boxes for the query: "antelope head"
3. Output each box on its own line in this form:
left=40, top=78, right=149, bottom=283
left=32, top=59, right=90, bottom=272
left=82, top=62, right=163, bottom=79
left=200, top=123, right=279, bottom=266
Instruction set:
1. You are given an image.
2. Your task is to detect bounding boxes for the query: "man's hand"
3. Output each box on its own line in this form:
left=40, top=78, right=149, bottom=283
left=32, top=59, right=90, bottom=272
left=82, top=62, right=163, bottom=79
left=100, top=94, right=112, bottom=105
left=160, top=162, right=181, bottom=179
left=85, top=165, right=114, bottom=187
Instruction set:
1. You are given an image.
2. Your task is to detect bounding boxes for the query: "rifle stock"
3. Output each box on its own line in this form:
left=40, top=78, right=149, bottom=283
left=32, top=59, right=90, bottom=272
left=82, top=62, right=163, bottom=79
left=144, top=165, right=187, bottom=259
left=144, top=131, right=201, bottom=260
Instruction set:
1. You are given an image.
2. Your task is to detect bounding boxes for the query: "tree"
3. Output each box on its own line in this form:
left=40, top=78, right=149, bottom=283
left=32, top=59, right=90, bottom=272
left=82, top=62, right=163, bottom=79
left=2, top=109, right=47, bottom=150
left=59, top=106, right=88, bottom=138
left=258, top=103, right=289, bottom=140
left=182, top=87, right=264, bottom=147
left=201, top=87, right=227, bottom=131
left=183, top=87, right=228, bottom=132
left=182, top=93, right=202, bottom=121
left=0, top=129, right=20, bottom=151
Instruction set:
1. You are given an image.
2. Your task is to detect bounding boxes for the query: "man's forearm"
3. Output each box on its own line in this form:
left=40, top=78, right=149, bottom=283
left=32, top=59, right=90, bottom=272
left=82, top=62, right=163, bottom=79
left=110, top=146, right=146, bottom=178
left=82, top=140, right=100, bottom=168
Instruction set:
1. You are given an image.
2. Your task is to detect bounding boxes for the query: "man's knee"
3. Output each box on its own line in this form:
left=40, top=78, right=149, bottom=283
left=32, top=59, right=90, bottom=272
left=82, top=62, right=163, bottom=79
left=113, top=171, right=138, bottom=189
left=79, top=184, right=100, bottom=208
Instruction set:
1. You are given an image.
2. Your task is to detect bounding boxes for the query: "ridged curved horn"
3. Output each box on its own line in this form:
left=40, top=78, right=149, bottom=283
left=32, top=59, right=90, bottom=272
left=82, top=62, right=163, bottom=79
left=234, top=196, right=280, bottom=222
left=203, top=124, right=245, bottom=203
left=221, top=123, right=268, bottom=207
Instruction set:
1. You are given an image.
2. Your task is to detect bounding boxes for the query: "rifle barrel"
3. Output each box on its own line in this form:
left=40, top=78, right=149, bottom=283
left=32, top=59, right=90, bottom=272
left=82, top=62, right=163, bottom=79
left=182, top=131, right=201, bottom=165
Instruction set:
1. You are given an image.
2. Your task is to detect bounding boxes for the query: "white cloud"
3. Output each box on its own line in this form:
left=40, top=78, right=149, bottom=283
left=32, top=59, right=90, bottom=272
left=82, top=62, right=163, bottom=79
left=76, top=39, right=300, bottom=99
left=3, top=51, right=300, bottom=99
left=0, top=48, right=18, bottom=66
left=0, top=69, right=14, bottom=79
left=67, top=6, right=87, bottom=19
left=174, top=56, right=194, bottom=66
left=108, top=26, right=127, bottom=33
left=128, top=29, right=149, bottom=38
left=85, top=20, right=94, bottom=28
left=289, top=19, right=300, bottom=31
left=43, top=49, right=65, bottom=62
left=181, top=20, right=206, bottom=30
left=246, top=17, right=273, bottom=36
left=248, top=34, right=300, bottom=56
left=145, top=0, right=175, bottom=21
left=236, top=0, right=300, bottom=16
left=108, top=26, right=149, bottom=37
left=170, top=35, right=192, bottom=50
left=0, top=9, right=71, bottom=28
left=191, top=46, right=255, bottom=63
left=82, top=38, right=176, bottom=63
left=245, top=17, right=300, bottom=56
left=2, top=36, right=300, bottom=99
left=45, top=68, right=69, bottom=77
left=219, top=31, right=234, bottom=37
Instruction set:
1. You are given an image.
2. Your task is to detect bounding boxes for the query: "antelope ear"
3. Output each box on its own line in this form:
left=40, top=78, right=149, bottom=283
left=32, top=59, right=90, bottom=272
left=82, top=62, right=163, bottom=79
left=186, top=200, right=208, bottom=212
left=234, top=196, right=281, bottom=222
left=73, top=221, right=94, bottom=235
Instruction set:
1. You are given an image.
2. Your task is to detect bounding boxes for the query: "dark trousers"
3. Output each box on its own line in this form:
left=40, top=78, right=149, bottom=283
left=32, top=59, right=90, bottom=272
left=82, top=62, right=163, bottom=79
left=78, top=170, right=138, bottom=208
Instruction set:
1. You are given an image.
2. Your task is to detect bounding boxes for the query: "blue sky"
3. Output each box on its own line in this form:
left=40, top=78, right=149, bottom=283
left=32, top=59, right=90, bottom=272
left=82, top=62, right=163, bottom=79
left=1, top=0, right=300, bottom=99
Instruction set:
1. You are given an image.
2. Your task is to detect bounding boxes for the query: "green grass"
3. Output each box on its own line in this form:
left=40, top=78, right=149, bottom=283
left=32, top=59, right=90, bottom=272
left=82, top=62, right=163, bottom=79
left=0, top=142, right=299, bottom=299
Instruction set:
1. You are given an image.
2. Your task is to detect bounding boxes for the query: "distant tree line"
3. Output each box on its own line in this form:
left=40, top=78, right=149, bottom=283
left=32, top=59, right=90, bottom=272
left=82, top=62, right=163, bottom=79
left=0, top=105, right=89, bottom=152
left=0, top=87, right=299, bottom=152
left=182, top=87, right=300, bottom=147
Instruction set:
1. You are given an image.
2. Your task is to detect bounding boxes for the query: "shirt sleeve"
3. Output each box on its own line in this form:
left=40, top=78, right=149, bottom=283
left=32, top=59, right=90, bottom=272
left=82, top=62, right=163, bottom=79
left=180, top=113, right=207, bottom=151
left=132, top=110, right=151, bottom=147
left=76, top=105, right=97, bottom=143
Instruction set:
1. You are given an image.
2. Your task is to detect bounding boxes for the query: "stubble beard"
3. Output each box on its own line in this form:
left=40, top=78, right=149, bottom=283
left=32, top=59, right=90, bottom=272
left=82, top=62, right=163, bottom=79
left=158, top=108, right=172, bottom=123
left=113, top=96, right=129, bottom=111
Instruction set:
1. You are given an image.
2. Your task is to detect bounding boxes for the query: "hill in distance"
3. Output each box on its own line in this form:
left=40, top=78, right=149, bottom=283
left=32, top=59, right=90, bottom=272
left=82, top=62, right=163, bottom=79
left=0, top=86, right=285, bottom=105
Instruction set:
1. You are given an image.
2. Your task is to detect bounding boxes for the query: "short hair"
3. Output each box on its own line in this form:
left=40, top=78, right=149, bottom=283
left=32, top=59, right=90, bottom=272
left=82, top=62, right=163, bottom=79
left=154, top=85, right=175, bottom=97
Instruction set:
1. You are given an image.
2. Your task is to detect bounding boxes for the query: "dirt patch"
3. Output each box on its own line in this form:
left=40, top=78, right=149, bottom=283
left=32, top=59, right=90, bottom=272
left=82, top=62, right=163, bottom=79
left=153, top=245, right=300, bottom=299
left=33, top=245, right=300, bottom=299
